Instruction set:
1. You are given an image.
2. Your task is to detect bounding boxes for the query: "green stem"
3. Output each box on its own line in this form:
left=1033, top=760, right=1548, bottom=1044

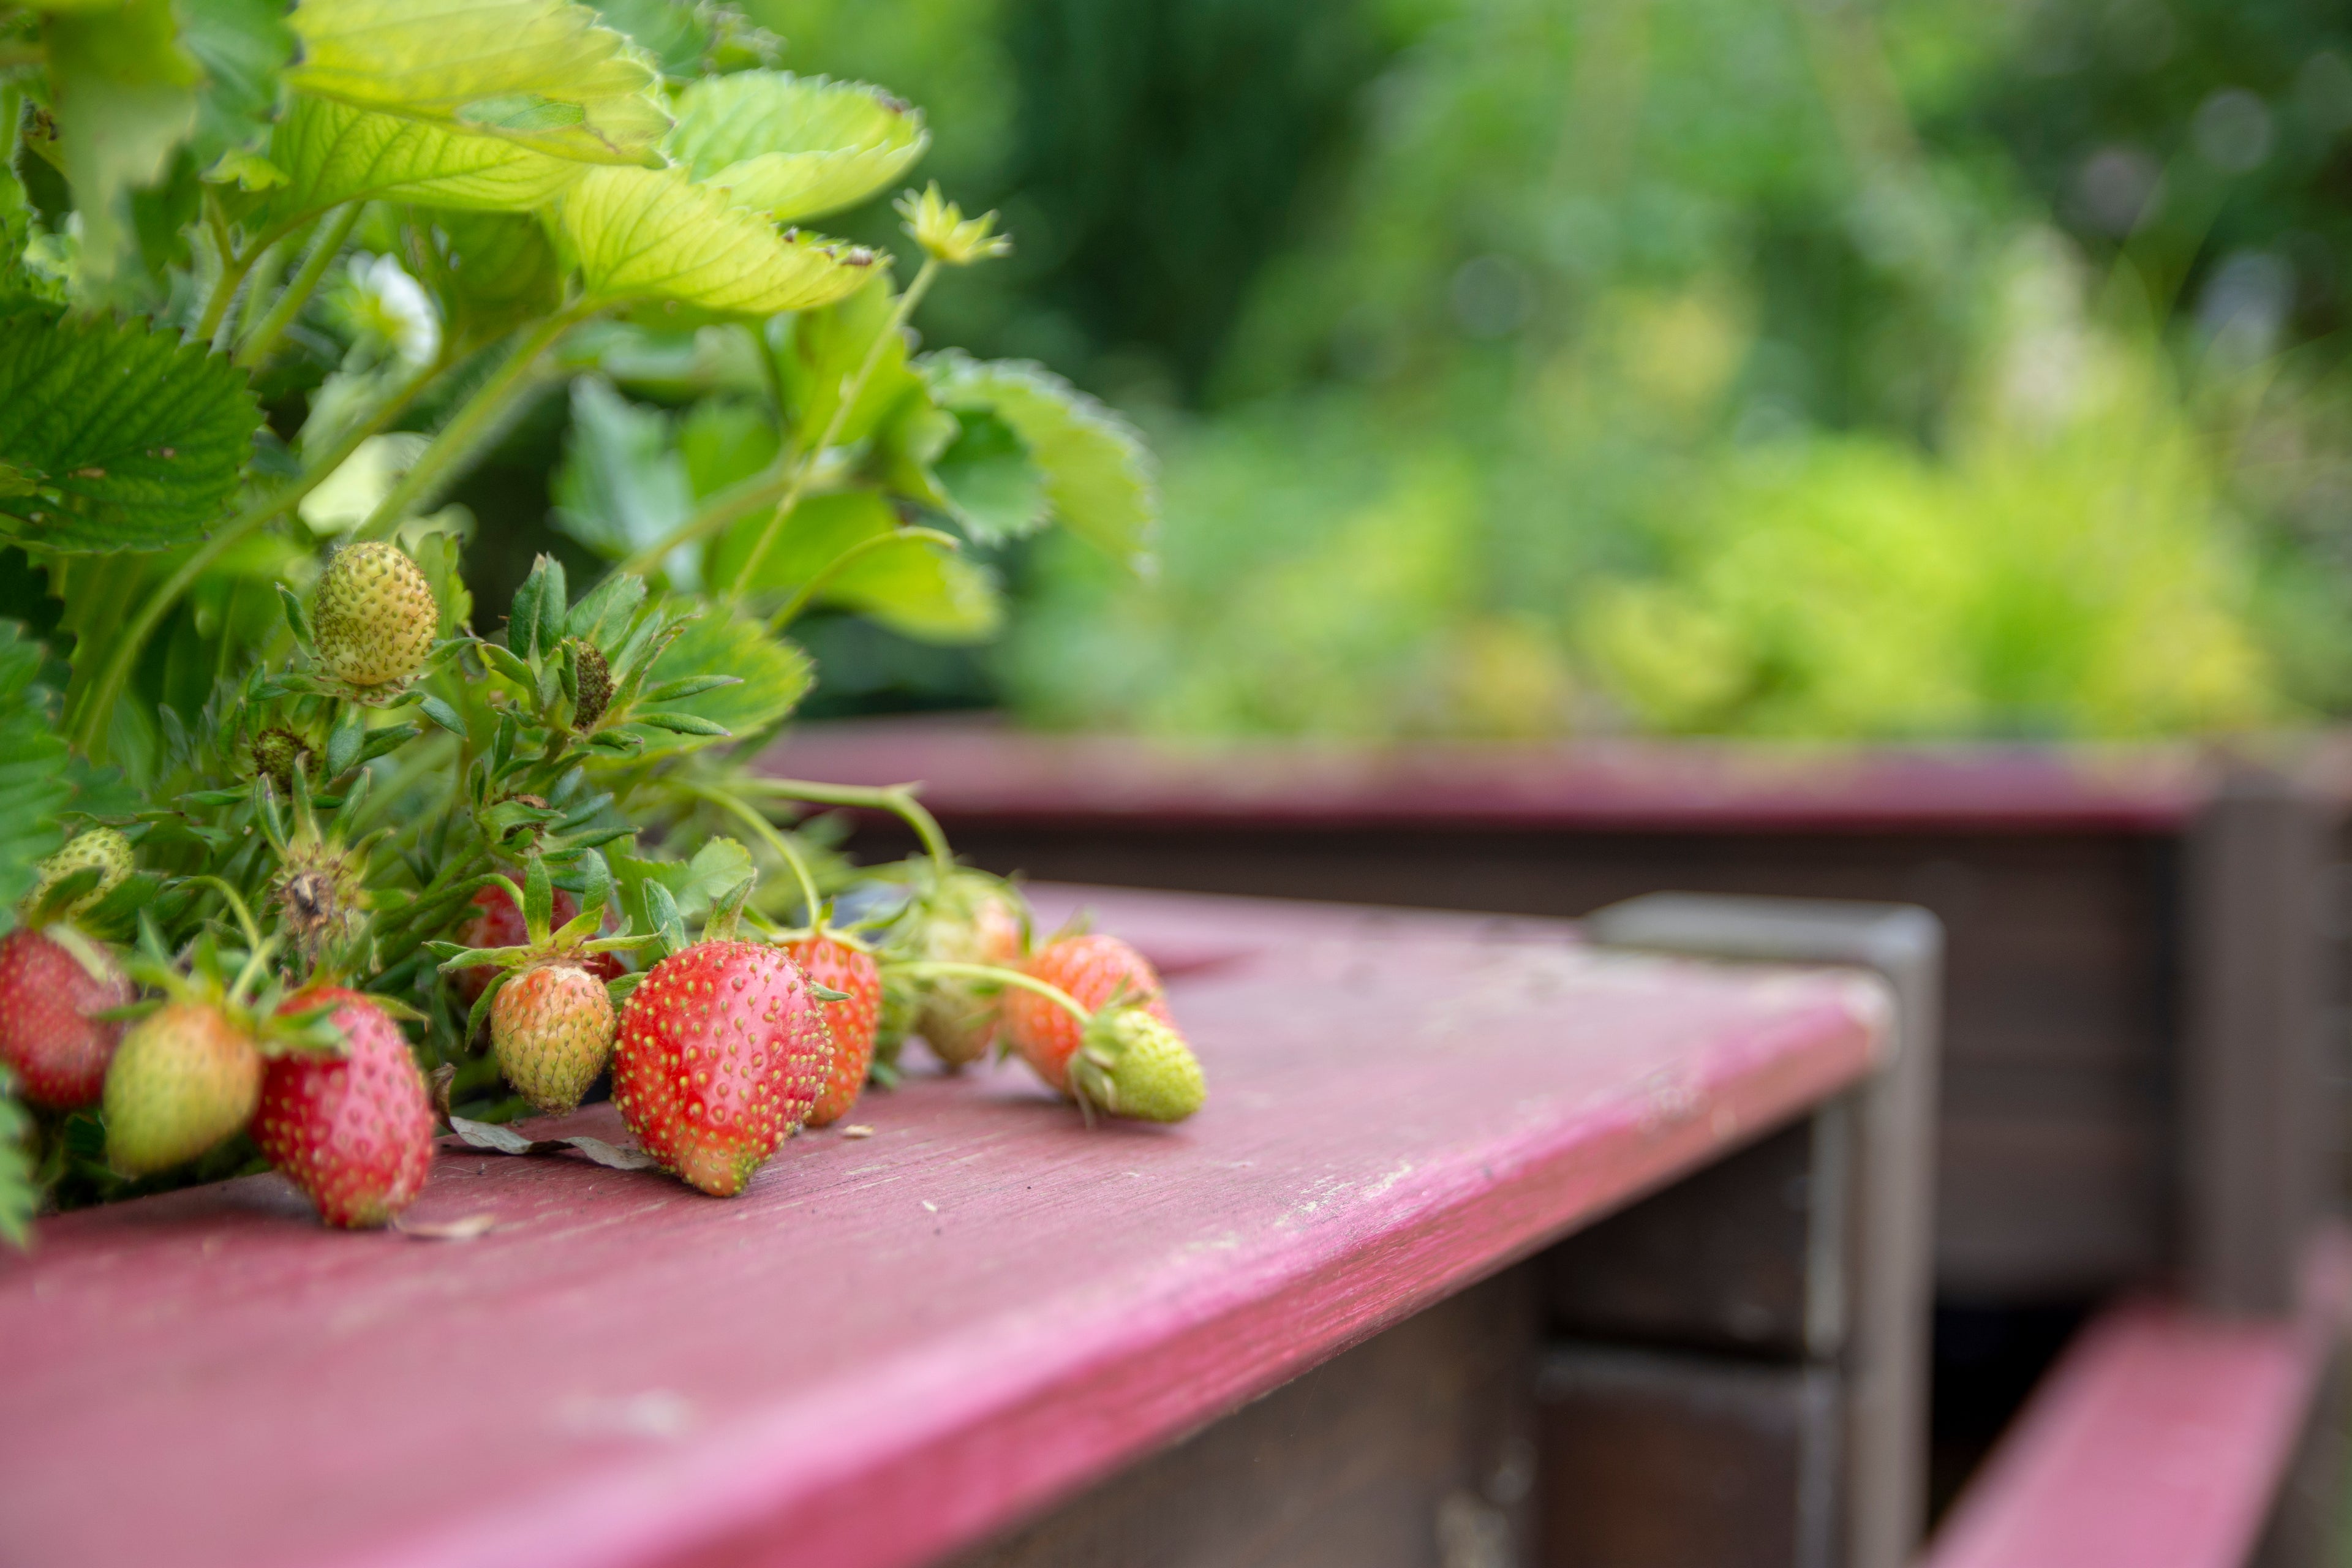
left=766, top=527, right=960, bottom=633
left=356, top=305, right=590, bottom=541
left=684, top=783, right=824, bottom=925
left=727, top=257, right=940, bottom=600
left=894, top=960, right=1088, bottom=1024
left=733, top=776, right=953, bottom=871
left=237, top=205, right=360, bottom=369
left=194, top=200, right=251, bottom=349
left=65, top=358, right=441, bottom=758
left=614, top=461, right=792, bottom=579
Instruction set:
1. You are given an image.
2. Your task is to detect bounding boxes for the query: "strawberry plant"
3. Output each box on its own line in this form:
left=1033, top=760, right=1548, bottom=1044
left=0, top=0, right=1197, bottom=1240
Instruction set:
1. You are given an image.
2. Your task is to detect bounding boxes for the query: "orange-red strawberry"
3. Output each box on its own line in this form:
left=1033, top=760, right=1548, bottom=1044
left=256, top=987, right=434, bottom=1228
left=491, top=960, right=615, bottom=1116
left=611, top=941, right=832, bottom=1197
left=781, top=933, right=881, bottom=1128
left=455, top=881, right=623, bottom=1003
left=0, top=926, right=131, bottom=1109
left=1002, top=934, right=1173, bottom=1094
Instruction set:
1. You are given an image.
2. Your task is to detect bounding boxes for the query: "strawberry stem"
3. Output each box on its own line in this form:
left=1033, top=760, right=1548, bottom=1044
left=892, top=960, right=1089, bottom=1024
left=682, top=784, right=826, bottom=930
left=737, top=777, right=954, bottom=873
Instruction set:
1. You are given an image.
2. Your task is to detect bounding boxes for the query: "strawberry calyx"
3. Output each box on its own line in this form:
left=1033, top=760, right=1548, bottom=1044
left=113, top=876, right=358, bottom=1062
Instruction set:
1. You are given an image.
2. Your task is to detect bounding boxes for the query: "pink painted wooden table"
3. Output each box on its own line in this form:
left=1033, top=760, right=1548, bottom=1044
left=0, top=888, right=1887, bottom=1568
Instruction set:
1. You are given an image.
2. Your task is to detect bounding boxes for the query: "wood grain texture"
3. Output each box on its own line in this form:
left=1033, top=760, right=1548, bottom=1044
left=1535, top=1344, right=1843, bottom=1568
left=949, top=1268, right=1536, bottom=1568
left=0, top=894, right=1885, bottom=1568
left=1920, top=1232, right=2352, bottom=1568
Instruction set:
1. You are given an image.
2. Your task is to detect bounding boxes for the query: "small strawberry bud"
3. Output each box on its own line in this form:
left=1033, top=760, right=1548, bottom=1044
left=314, top=541, right=437, bottom=688
left=571, top=641, right=612, bottom=730
left=250, top=726, right=311, bottom=793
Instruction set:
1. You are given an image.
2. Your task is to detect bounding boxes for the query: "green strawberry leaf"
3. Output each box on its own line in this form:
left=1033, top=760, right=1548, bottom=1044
left=549, top=377, right=695, bottom=570
left=559, top=165, right=883, bottom=316
left=773, top=271, right=919, bottom=448
left=44, top=0, right=200, bottom=301
left=263, top=97, right=590, bottom=230
left=710, top=488, right=1000, bottom=643
left=921, top=351, right=1157, bottom=567
left=0, top=314, right=262, bottom=554
left=622, top=608, right=809, bottom=751
left=184, top=0, right=298, bottom=175
left=286, top=0, right=670, bottom=168
left=0, top=621, right=74, bottom=913
left=427, top=208, right=564, bottom=336
left=932, top=410, right=1048, bottom=542
left=666, top=71, right=928, bottom=223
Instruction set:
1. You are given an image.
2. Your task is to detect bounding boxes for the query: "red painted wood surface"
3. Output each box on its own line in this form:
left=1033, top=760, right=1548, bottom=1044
left=767, top=715, right=2239, bottom=834
left=0, top=889, right=1885, bottom=1568
left=1921, top=1231, right=2352, bottom=1568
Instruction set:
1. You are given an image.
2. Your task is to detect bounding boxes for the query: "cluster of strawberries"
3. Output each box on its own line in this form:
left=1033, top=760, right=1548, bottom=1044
left=0, top=832, right=1208, bottom=1227
left=462, top=865, right=1207, bottom=1199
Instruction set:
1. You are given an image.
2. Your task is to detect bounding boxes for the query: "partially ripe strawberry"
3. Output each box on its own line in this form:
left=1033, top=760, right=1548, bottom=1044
left=29, top=827, right=132, bottom=918
left=257, top=987, right=434, bottom=1228
left=0, top=926, right=132, bottom=1109
left=914, top=881, right=1025, bottom=1068
left=781, top=934, right=881, bottom=1128
left=611, top=941, right=832, bottom=1197
left=314, top=541, right=436, bottom=688
left=454, top=881, right=624, bottom=1004
left=1002, top=935, right=1172, bottom=1094
left=104, top=1001, right=263, bottom=1176
left=1070, top=1009, right=1207, bottom=1123
left=492, top=960, right=615, bottom=1116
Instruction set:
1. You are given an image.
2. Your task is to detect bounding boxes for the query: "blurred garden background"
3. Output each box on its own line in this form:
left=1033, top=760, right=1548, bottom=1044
left=487, top=0, right=2352, bottom=744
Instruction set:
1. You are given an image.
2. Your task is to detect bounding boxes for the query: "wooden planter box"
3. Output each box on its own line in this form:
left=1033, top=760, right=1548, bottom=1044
left=771, top=719, right=2346, bottom=1320
left=2, top=887, right=1936, bottom=1568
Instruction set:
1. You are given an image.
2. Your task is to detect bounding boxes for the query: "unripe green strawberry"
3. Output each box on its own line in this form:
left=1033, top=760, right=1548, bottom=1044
left=249, top=726, right=311, bottom=793
left=314, top=541, right=437, bottom=687
left=491, top=960, right=615, bottom=1116
left=103, top=1001, right=264, bottom=1175
left=914, top=877, right=1025, bottom=1068
left=1069, top=1009, right=1207, bottom=1123
left=257, top=987, right=434, bottom=1228
left=0, top=925, right=132, bottom=1109
left=1002, top=934, right=1171, bottom=1094
left=29, top=827, right=132, bottom=918
left=781, top=934, right=881, bottom=1128
left=612, top=940, right=832, bottom=1197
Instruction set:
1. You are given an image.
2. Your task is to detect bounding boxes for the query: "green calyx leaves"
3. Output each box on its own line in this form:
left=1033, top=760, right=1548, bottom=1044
left=666, top=71, right=929, bottom=224
left=0, top=314, right=262, bottom=554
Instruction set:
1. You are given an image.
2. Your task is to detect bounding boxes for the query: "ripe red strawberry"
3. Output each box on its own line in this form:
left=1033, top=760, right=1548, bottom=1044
left=611, top=941, right=832, bottom=1197
left=313, top=541, right=437, bottom=687
left=1001, top=935, right=1173, bottom=1094
left=491, top=959, right=615, bottom=1115
left=256, top=987, right=434, bottom=1228
left=780, top=934, right=881, bottom=1128
left=455, top=881, right=624, bottom=1003
left=0, top=926, right=132, bottom=1109
left=104, top=1000, right=263, bottom=1175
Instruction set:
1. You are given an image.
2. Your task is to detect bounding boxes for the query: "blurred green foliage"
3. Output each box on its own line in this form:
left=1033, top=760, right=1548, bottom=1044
left=953, top=0, right=2352, bottom=739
